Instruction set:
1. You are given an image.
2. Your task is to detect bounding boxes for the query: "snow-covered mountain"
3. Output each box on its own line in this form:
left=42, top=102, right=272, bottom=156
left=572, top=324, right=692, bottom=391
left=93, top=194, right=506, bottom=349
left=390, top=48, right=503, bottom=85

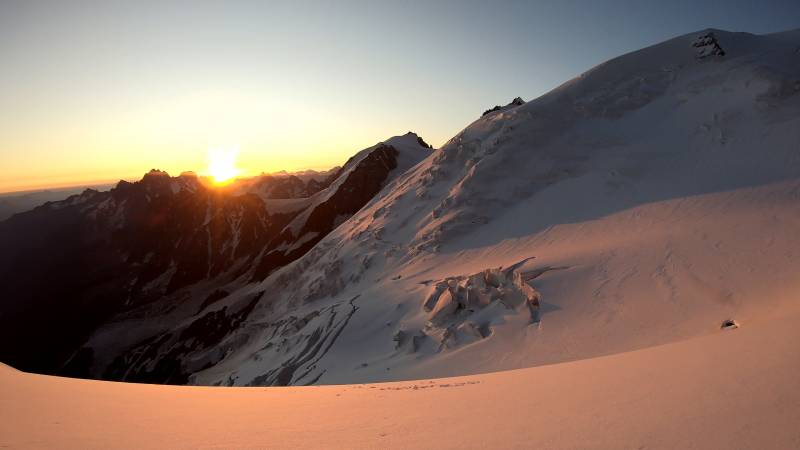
left=169, top=28, right=799, bottom=386
left=3, top=25, right=800, bottom=450
left=0, top=133, right=431, bottom=382
left=2, top=28, right=800, bottom=389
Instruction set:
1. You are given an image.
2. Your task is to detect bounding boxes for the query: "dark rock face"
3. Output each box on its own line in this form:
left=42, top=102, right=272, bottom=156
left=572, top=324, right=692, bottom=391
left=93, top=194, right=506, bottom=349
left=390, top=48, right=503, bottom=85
left=0, top=137, right=429, bottom=384
left=693, top=32, right=726, bottom=58
left=303, top=145, right=397, bottom=234
left=102, top=292, right=263, bottom=385
left=0, top=172, right=285, bottom=375
left=249, top=144, right=405, bottom=281
left=414, top=134, right=433, bottom=149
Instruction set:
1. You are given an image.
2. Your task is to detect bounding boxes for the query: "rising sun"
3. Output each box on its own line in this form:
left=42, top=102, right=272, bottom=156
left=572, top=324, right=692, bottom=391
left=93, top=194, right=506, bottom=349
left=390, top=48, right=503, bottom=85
left=207, top=147, right=241, bottom=184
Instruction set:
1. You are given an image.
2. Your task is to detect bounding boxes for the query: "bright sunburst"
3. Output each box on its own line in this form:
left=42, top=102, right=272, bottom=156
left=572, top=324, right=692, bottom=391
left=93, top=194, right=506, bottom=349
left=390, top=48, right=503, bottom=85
left=207, top=147, right=241, bottom=184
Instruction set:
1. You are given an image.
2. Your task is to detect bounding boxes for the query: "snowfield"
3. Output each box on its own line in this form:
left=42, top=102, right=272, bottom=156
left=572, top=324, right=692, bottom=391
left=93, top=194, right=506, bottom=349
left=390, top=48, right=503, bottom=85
left=2, top=310, right=799, bottom=448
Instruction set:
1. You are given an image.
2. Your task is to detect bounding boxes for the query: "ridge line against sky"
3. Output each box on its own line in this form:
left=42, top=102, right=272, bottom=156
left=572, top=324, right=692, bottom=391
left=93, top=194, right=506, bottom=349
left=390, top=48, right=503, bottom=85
left=1, top=0, right=798, bottom=193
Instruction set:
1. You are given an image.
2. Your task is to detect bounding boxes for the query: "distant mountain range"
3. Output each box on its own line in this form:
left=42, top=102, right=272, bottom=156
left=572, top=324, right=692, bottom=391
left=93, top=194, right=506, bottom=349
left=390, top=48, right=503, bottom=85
left=0, top=184, right=116, bottom=221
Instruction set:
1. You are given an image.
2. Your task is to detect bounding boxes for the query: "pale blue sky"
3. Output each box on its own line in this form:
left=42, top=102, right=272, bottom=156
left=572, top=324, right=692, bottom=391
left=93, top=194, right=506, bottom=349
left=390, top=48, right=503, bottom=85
left=0, top=0, right=798, bottom=191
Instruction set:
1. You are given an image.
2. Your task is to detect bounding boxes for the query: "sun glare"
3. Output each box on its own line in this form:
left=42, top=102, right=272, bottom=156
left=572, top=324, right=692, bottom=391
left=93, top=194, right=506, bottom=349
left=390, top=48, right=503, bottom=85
left=207, top=147, right=241, bottom=184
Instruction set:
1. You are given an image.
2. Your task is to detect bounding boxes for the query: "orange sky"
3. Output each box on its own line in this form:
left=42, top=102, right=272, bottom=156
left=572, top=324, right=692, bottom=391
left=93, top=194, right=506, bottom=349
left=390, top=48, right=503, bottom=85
left=0, top=84, right=436, bottom=193
left=5, top=3, right=791, bottom=193
left=0, top=3, right=546, bottom=193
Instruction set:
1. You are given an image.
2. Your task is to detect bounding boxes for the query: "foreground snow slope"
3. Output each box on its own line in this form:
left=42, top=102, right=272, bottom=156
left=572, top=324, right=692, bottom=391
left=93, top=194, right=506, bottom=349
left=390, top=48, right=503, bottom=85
left=185, top=28, right=800, bottom=386
left=3, top=309, right=799, bottom=449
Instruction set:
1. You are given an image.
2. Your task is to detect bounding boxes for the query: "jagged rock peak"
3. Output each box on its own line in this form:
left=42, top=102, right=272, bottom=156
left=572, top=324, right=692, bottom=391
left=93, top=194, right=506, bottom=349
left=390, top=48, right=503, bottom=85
left=404, top=131, right=433, bottom=149
left=145, top=169, right=170, bottom=177
left=140, top=169, right=172, bottom=186
left=139, top=169, right=174, bottom=190
left=482, top=97, right=526, bottom=117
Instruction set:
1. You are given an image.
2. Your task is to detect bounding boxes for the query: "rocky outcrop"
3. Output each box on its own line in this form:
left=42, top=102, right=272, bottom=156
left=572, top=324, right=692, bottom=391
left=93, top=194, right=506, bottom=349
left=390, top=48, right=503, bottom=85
left=482, top=97, right=526, bottom=116
left=693, top=32, right=725, bottom=58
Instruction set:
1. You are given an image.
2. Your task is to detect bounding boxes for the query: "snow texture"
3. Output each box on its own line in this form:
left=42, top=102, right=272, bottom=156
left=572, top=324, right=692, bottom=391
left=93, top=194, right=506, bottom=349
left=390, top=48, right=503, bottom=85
left=184, top=28, right=800, bottom=387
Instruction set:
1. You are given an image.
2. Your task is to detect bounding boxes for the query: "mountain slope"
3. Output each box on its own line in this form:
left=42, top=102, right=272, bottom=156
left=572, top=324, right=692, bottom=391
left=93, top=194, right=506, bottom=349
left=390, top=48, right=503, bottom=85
left=181, top=28, right=800, bottom=386
left=0, top=133, right=431, bottom=382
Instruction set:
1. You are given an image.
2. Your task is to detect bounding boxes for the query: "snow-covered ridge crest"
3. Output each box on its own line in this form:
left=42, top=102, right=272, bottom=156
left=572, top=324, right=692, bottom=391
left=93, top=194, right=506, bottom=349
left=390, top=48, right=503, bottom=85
left=352, top=28, right=800, bottom=255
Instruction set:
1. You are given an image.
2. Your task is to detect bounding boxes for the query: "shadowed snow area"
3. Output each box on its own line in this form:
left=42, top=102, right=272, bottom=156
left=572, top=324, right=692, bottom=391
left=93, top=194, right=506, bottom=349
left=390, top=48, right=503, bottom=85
left=182, top=28, right=800, bottom=387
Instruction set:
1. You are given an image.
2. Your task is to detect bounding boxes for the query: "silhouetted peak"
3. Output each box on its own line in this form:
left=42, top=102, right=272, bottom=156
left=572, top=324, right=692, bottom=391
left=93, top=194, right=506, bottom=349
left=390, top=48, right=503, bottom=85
left=114, top=179, right=132, bottom=190
left=144, top=169, right=170, bottom=179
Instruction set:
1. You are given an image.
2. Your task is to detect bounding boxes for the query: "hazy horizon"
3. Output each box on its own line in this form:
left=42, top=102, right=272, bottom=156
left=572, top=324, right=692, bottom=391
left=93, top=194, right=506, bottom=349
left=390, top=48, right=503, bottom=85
left=1, top=0, right=798, bottom=192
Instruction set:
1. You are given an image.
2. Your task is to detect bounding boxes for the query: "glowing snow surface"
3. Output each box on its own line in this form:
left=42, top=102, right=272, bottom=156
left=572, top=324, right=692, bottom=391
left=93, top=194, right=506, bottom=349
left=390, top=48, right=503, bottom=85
left=2, top=310, right=799, bottom=448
